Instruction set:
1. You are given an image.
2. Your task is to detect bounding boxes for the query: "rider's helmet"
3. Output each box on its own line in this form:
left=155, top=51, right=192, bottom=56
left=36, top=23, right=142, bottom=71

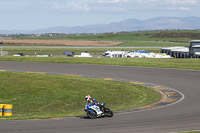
left=85, top=95, right=91, bottom=102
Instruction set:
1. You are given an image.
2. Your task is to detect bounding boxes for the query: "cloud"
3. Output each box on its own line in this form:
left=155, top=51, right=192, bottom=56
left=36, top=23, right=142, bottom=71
left=51, top=0, right=199, bottom=13
left=53, top=2, right=90, bottom=12
left=158, top=0, right=198, bottom=11
left=99, top=0, right=128, bottom=3
left=166, top=0, right=198, bottom=6
left=97, top=0, right=199, bottom=11
left=165, top=6, right=191, bottom=11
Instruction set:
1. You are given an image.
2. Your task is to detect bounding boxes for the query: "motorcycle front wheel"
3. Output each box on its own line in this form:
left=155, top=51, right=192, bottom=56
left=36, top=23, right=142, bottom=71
left=87, top=109, right=97, bottom=119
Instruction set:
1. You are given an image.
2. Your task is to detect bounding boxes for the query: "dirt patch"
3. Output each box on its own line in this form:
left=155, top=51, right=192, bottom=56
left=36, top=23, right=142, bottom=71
left=2, top=40, right=123, bottom=46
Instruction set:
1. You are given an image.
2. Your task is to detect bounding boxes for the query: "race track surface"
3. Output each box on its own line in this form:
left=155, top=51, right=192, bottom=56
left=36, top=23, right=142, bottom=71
left=0, top=61, right=200, bottom=133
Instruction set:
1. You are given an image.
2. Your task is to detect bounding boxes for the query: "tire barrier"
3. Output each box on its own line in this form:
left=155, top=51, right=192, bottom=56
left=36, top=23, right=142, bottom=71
left=0, top=104, right=12, bottom=116
left=0, top=104, right=3, bottom=116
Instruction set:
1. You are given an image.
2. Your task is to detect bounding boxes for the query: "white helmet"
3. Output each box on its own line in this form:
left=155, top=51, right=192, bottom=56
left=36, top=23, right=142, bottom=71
left=85, top=95, right=91, bottom=102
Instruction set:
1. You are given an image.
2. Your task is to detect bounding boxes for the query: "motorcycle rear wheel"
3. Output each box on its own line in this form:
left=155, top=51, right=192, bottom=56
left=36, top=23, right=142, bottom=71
left=104, top=108, right=113, bottom=117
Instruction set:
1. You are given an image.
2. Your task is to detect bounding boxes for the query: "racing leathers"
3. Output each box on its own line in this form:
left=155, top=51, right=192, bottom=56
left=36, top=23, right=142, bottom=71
left=88, top=98, right=100, bottom=106
left=86, top=98, right=103, bottom=111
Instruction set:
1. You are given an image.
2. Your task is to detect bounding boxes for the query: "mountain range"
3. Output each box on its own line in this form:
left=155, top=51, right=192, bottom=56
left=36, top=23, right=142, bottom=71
left=0, top=16, right=200, bottom=34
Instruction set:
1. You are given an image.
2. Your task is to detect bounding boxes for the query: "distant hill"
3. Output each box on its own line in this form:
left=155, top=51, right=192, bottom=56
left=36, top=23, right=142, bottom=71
left=0, top=16, right=200, bottom=34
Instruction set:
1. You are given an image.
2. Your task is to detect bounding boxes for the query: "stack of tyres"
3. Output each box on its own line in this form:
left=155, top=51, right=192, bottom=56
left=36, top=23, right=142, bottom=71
left=0, top=104, right=12, bottom=116
left=0, top=104, right=4, bottom=116
left=3, top=104, right=12, bottom=116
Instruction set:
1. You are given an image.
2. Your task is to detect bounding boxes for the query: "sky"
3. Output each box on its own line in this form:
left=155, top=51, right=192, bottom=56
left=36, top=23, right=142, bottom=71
left=0, top=0, right=199, bottom=30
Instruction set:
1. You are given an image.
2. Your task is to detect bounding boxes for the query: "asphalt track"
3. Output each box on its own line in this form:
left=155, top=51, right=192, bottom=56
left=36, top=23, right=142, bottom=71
left=0, top=61, right=200, bottom=133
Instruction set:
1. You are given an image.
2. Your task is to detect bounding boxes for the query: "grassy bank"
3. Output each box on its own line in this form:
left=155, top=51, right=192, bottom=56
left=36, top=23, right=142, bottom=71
left=13, top=30, right=200, bottom=42
left=178, top=131, right=200, bottom=133
left=5, top=30, right=199, bottom=47
left=13, top=30, right=200, bottom=43
left=0, top=56, right=200, bottom=70
left=0, top=71, right=161, bottom=120
left=117, top=41, right=188, bottom=47
left=4, top=41, right=187, bottom=47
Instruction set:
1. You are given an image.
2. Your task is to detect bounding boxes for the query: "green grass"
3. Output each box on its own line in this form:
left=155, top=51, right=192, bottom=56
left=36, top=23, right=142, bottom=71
left=6, top=30, right=199, bottom=47
left=0, top=71, right=161, bottom=120
left=178, top=131, right=200, bottom=133
left=53, top=30, right=200, bottom=42
left=13, top=30, right=200, bottom=44
left=0, top=56, right=200, bottom=70
left=116, top=41, right=188, bottom=47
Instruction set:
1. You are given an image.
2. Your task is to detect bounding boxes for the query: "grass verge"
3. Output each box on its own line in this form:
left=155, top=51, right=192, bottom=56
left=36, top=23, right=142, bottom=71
left=116, top=41, right=187, bottom=47
left=179, top=131, right=200, bottom=133
left=0, top=56, right=200, bottom=70
left=0, top=71, right=161, bottom=120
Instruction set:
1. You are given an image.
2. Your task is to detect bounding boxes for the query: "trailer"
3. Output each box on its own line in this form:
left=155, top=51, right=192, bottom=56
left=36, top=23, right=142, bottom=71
left=170, top=47, right=189, bottom=58
left=161, top=40, right=200, bottom=58
left=104, top=50, right=172, bottom=58
left=74, top=51, right=92, bottom=57
left=103, top=51, right=128, bottom=58
left=189, top=40, right=200, bottom=58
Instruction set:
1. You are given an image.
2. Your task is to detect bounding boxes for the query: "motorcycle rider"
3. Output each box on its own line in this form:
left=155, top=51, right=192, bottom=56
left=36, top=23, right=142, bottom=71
left=85, top=95, right=103, bottom=111
left=84, top=95, right=113, bottom=118
left=85, top=95, right=100, bottom=105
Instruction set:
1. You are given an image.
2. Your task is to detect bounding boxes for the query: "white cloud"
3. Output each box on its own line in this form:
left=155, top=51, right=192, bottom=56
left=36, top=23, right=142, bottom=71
left=158, top=0, right=198, bottom=11
left=166, top=0, right=198, bottom=6
left=51, top=0, right=199, bottom=13
left=53, top=2, right=90, bottom=12
left=99, top=0, right=128, bottom=3
left=165, top=6, right=191, bottom=11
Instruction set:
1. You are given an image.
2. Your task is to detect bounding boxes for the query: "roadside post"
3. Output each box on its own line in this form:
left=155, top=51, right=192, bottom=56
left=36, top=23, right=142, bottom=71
left=0, top=41, right=3, bottom=56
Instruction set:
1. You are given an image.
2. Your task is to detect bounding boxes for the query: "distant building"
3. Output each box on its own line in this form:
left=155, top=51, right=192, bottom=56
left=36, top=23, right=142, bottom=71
left=0, top=51, right=8, bottom=56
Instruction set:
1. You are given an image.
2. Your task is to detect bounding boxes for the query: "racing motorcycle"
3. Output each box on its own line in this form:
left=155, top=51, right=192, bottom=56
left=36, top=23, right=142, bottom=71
left=85, top=103, right=113, bottom=119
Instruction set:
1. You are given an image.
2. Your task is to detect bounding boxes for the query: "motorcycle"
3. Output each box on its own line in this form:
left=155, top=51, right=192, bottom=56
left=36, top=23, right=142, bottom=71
left=85, top=103, right=113, bottom=119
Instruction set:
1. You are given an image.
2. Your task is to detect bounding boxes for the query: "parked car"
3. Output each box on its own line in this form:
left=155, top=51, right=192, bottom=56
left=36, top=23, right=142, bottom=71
left=13, top=53, right=24, bottom=56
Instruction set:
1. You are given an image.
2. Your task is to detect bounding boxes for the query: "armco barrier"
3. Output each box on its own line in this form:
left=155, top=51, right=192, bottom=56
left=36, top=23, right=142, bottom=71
left=0, top=104, right=12, bottom=116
